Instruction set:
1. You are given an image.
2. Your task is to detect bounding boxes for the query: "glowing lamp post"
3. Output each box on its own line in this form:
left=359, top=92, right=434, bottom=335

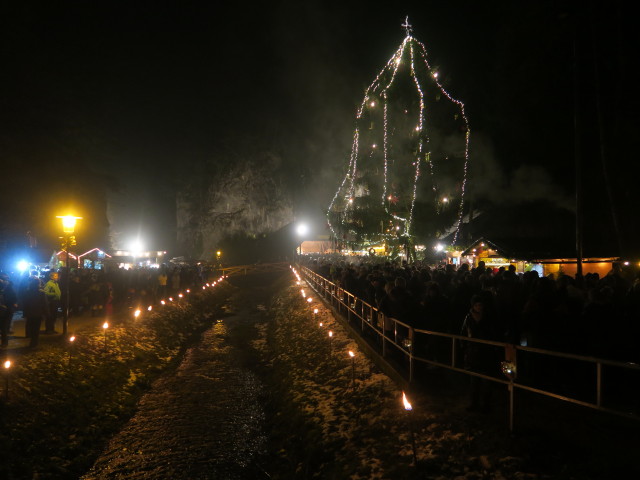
left=56, top=215, right=82, bottom=336
left=348, top=351, right=356, bottom=389
left=328, top=330, right=333, bottom=356
left=295, top=223, right=309, bottom=261
left=3, top=360, right=11, bottom=400
left=102, top=322, right=109, bottom=350
left=402, top=391, right=418, bottom=466
left=68, top=335, right=76, bottom=366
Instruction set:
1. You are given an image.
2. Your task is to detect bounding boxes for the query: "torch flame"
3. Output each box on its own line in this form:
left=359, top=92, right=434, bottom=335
left=329, top=331, right=333, bottom=338
left=349, top=351, right=355, bottom=358
left=402, top=391, right=412, bottom=411
left=4, top=360, right=11, bottom=369
left=102, top=322, right=109, bottom=329
left=69, top=336, right=76, bottom=342
left=134, top=309, right=141, bottom=318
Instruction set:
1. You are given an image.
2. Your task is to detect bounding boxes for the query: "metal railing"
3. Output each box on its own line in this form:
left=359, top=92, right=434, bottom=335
left=300, top=265, right=640, bottom=430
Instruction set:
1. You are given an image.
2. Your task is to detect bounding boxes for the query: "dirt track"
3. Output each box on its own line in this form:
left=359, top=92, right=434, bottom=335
left=83, top=274, right=277, bottom=479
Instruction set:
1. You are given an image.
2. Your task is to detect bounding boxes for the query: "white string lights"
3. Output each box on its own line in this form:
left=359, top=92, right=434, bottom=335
left=327, top=19, right=471, bottom=247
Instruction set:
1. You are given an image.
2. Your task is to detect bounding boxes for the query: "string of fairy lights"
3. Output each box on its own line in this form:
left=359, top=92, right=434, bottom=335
left=328, top=18, right=471, bottom=248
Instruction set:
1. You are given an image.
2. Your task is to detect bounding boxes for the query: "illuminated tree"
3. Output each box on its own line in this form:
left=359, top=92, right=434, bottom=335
left=327, top=19, right=470, bottom=256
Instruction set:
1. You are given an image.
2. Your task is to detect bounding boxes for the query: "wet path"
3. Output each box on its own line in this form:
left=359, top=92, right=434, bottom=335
left=83, top=274, right=278, bottom=479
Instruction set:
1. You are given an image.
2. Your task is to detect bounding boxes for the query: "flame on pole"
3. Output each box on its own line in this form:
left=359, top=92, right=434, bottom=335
left=402, top=391, right=418, bottom=465
left=103, top=322, right=109, bottom=350
left=328, top=331, right=333, bottom=356
left=3, top=360, right=11, bottom=400
left=349, top=351, right=356, bottom=389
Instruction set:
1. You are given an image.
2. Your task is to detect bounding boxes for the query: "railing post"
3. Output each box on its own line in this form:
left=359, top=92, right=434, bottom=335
left=382, top=314, right=387, bottom=358
left=451, top=337, right=456, bottom=368
left=509, top=380, right=514, bottom=432
left=596, top=362, right=602, bottom=407
left=409, top=327, right=414, bottom=382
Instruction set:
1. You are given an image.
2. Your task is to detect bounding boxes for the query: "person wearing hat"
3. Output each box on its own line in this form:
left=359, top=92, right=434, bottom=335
left=0, top=273, right=18, bottom=347
left=43, top=271, right=61, bottom=334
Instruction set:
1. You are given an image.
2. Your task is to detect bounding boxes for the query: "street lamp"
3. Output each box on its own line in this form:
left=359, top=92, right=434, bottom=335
left=56, top=215, right=82, bottom=336
left=295, top=223, right=309, bottom=260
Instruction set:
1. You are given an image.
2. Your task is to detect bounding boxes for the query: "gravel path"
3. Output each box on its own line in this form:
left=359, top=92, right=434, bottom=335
left=83, top=281, right=272, bottom=479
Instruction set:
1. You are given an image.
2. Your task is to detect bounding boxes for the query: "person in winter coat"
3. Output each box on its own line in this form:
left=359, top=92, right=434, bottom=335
left=1, top=273, right=19, bottom=347
left=43, top=271, right=61, bottom=334
left=22, top=277, right=48, bottom=347
left=461, top=294, right=498, bottom=412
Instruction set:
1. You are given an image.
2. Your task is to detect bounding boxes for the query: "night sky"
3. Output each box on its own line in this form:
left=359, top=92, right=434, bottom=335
left=2, top=1, right=637, bottom=257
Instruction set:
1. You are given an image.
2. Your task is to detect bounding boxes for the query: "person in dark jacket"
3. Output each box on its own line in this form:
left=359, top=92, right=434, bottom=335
left=22, top=277, right=48, bottom=347
left=461, top=294, right=497, bottom=412
left=1, top=273, right=18, bottom=347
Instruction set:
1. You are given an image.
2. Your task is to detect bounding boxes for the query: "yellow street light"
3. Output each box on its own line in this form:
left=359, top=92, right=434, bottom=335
left=56, top=215, right=82, bottom=233
left=56, top=215, right=82, bottom=336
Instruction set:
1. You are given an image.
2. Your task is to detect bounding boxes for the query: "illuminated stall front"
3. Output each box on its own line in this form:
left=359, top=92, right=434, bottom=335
left=53, top=250, right=78, bottom=269
left=110, top=250, right=168, bottom=269
left=459, top=238, right=619, bottom=277
left=78, top=248, right=111, bottom=270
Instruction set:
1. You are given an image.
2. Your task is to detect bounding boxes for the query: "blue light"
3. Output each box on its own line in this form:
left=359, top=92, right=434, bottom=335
left=17, top=260, right=29, bottom=272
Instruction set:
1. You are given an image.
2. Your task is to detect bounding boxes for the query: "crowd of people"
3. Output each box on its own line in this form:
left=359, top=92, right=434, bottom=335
left=0, top=263, right=222, bottom=348
left=304, top=257, right=640, bottom=363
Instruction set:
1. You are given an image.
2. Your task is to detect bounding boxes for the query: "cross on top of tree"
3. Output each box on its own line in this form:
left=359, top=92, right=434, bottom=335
left=401, top=16, right=413, bottom=37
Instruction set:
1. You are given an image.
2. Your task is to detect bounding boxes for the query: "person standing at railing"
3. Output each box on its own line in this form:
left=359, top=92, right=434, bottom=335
left=378, top=277, right=420, bottom=343
left=461, top=293, right=498, bottom=413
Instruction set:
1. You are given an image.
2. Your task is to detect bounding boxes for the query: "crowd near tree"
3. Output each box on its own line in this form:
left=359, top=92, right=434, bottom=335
left=304, top=257, right=640, bottom=364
